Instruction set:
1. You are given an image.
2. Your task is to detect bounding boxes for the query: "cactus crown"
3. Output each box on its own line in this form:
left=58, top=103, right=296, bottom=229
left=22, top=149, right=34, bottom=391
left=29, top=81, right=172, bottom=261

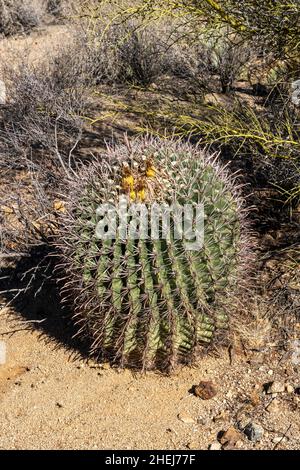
left=54, top=137, right=253, bottom=371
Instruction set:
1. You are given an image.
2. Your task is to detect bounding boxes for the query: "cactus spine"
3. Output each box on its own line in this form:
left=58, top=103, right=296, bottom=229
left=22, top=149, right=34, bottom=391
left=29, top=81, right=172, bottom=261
left=54, top=137, right=252, bottom=371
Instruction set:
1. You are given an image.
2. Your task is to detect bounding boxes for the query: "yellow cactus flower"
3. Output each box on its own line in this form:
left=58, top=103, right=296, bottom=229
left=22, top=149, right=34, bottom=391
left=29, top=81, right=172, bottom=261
left=137, top=188, right=146, bottom=201
left=146, top=166, right=156, bottom=178
left=122, top=174, right=135, bottom=192
left=53, top=200, right=66, bottom=213
left=130, top=190, right=137, bottom=201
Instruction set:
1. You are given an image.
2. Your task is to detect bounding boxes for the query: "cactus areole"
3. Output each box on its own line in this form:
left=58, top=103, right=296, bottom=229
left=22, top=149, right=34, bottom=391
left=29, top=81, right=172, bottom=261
left=54, top=137, right=253, bottom=371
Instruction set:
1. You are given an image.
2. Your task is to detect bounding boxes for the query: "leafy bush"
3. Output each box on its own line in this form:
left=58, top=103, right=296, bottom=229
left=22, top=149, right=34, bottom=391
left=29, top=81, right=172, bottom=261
left=122, top=0, right=300, bottom=67
left=173, top=102, right=300, bottom=200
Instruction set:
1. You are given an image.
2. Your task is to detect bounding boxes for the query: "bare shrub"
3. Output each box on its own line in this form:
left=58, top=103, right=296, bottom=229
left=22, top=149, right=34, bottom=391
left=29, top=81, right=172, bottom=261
left=0, top=52, right=87, bottom=174
left=0, top=0, right=41, bottom=37
left=75, top=21, right=170, bottom=87
left=169, top=34, right=251, bottom=93
left=116, top=23, right=169, bottom=86
left=46, top=0, right=63, bottom=17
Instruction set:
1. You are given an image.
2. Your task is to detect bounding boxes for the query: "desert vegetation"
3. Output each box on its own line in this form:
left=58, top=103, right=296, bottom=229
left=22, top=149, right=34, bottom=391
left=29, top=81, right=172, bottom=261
left=0, top=0, right=299, bottom=450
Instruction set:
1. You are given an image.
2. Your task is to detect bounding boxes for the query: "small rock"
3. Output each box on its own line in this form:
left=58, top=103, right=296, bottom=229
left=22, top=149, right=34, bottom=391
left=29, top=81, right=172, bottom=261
left=285, top=384, right=294, bottom=394
left=0, top=340, right=6, bottom=365
left=222, top=443, right=239, bottom=451
left=268, top=370, right=274, bottom=376
left=244, top=422, right=264, bottom=442
left=250, top=390, right=261, bottom=406
left=266, top=398, right=280, bottom=414
left=187, top=441, right=199, bottom=450
left=56, top=402, right=63, bottom=408
left=272, top=436, right=285, bottom=444
left=197, top=416, right=207, bottom=425
left=192, top=381, right=217, bottom=400
left=295, top=387, right=300, bottom=395
left=219, top=427, right=241, bottom=447
left=208, top=442, right=222, bottom=450
left=264, top=381, right=285, bottom=394
left=177, top=413, right=195, bottom=424
left=0, top=80, right=6, bottom=105
left=237, top=416, right=251, bottom=431
left=213, top=410, right=229, bottom=422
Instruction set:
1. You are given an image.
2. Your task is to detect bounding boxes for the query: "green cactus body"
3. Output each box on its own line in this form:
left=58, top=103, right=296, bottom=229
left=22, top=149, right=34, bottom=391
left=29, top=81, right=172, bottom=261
left=55, top=137, right=252, bottom=371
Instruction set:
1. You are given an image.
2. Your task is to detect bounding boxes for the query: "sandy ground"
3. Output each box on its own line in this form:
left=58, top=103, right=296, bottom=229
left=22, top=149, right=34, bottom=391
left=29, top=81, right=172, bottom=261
left=0, top=24, right=73, bottom=74
left=0, top=304, right=300, bottom=450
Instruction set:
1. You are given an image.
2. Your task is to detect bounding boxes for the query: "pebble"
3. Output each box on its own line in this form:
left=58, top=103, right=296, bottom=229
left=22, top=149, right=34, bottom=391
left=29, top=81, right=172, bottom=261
left=250, top=390, right=261, bottom=406
left=56, top=402, right=63, bottom=408
left=187, top=441, right=199, bottom=450
left=219, top=427, right=241, bottom=447
left=177, top=413, right=195, bottom=424
left=208, top=442, right=222, bottom=450
left=268, top=370, right=274, bottom=376
left=244, top=422, right=264, bottom=442
left=213, top=410, right=229, bottom=422
left=266, top=399, right=279, bottom=414
left=0, top=80, right=6, bottom=105
left=272, top=436, right=285, bottom=444
left=265, top=381, right=285, bottom=394
left=237, top=419, right=250, bottom=431
left=197, top=417, right=207, bottom=425
left=285, top=384, right=294, bottom=394
left=192, top=381, right=217, bottom=400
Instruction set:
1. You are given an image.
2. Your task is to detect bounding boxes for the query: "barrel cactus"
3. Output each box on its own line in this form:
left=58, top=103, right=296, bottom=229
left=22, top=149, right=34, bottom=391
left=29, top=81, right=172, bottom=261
left=54, top=137, right=253, bottom=371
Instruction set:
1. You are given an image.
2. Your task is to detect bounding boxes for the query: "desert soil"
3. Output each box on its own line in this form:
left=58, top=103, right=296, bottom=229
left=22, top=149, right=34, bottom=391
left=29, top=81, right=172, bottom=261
left=0, top=304, right=300, bottom=450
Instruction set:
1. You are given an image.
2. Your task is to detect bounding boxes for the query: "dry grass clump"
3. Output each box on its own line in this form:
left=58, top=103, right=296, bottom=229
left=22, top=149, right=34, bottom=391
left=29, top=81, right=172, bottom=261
left=46, top=0, right=63, bottom=17
left=0, top=0, right=43, bottom=37
left=0, top=51, right=88, bottom=174
left=0, top=0, right=74, bottom=37
left=76, top=21, right=171, bottom=87
left=169, top=34, right=251, bottom=94
left=78, top=18, right=251, bottom=92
